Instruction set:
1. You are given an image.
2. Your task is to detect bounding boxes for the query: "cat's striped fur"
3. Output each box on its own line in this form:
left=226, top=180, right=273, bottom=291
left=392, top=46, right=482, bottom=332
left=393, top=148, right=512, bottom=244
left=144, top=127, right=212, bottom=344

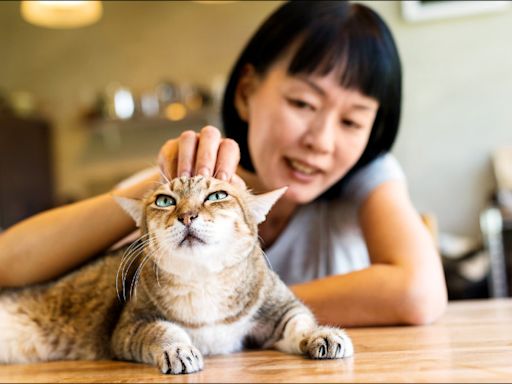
left=0, top=176, right=353, bottom=374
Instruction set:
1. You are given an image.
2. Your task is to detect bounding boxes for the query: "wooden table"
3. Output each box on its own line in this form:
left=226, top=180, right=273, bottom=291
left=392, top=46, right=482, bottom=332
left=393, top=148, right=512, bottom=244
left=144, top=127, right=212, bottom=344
left=1, top=299, right=511, bottom=383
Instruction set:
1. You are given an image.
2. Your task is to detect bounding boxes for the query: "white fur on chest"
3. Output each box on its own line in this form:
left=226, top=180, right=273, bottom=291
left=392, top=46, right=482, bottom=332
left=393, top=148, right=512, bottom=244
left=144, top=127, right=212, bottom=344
left=168, top=287, right=226, bottom=325
left=162, top=271, right=259, bottom=326
left=187, top=318, right=252, bottom=355
left=153, top=259, right=262, bottom=356
left=160, top=280, right=259, bottom=355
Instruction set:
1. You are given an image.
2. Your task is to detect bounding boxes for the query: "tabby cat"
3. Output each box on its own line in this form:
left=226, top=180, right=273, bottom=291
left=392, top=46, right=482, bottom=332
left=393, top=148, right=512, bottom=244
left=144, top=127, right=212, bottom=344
left=0, top=176, right=353, bottom=374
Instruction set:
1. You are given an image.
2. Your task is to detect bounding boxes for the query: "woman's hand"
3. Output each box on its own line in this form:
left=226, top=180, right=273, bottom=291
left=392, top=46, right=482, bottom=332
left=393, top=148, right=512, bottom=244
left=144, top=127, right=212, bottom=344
left=158, top=125, right=244, bottom=186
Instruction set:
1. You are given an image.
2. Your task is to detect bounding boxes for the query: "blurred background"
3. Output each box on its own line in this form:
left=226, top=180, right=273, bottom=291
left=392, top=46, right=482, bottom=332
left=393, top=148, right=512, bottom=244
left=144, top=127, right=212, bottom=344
left=1, top=0, right=511, bottom=299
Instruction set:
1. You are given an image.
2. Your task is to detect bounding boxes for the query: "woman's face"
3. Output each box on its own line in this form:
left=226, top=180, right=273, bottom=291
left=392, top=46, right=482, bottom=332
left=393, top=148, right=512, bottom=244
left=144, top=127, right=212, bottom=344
left=238, top=55, right=379, bottom=204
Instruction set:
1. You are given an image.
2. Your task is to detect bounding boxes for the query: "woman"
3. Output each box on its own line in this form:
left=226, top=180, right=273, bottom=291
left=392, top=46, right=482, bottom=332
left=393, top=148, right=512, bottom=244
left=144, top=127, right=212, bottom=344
left=0, top=1, right=447, bottom=326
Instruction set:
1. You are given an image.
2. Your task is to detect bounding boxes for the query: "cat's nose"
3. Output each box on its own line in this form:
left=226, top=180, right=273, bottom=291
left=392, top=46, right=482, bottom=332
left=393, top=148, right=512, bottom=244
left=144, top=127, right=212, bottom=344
left=178, top=212, right=198, bottom=226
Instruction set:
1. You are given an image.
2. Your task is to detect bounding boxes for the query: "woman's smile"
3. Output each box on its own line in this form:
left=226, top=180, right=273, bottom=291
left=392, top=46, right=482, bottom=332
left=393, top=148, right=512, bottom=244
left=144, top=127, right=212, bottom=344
left=284, top=157, right=323, bottom=183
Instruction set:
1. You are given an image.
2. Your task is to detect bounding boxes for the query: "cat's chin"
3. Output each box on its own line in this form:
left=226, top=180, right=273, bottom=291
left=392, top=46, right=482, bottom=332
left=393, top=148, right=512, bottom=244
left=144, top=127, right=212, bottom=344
left=156, top=255, right=224, bottom=278
left=154, top=243, right=246, bottom=277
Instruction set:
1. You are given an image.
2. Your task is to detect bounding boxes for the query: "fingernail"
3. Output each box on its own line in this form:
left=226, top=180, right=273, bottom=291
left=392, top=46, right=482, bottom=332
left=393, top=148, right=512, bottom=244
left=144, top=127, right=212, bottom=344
left=197, top=167, right=210, bottom=177
left=217, top=171, right=228, bottom=181
left=180, top=171, right=191, bottom=178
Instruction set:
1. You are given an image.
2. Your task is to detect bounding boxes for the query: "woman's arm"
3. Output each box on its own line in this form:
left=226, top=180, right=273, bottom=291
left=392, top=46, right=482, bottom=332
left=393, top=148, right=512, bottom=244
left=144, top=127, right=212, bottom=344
left=0, top=126, right=239, bottom=288
left=0, top=171, right=160, bottom=287
left=291, top=180, right=448, bottom=327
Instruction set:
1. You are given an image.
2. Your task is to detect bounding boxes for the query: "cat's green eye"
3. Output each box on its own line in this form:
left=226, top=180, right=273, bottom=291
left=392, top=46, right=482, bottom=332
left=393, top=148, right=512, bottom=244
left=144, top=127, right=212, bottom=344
left=206, top=191, right=228, bottom=202
left=155, top=194, right=176, bottom=208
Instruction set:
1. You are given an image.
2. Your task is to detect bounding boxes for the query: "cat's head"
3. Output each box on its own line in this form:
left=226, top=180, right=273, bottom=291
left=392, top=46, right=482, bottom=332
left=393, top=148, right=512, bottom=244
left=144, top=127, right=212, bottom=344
left=114, top=176, right=286, bottom=275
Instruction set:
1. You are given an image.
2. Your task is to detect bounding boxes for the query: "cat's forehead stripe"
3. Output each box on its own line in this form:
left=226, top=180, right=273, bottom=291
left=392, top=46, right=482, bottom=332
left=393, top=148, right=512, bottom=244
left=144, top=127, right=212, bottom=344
left=166, top=176, right=218, bottom=196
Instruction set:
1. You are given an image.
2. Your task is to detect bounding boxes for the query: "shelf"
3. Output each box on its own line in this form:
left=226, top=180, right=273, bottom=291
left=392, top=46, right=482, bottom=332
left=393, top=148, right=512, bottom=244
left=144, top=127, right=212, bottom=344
left=72, top=107, right=221, bottom=197
left=79, top=107, right=220, bottom=162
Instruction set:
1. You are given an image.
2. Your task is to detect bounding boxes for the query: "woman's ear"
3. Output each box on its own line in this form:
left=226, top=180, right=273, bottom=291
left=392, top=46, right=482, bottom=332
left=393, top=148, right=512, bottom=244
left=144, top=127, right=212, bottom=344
left=234, top=64, right=258, bottom=122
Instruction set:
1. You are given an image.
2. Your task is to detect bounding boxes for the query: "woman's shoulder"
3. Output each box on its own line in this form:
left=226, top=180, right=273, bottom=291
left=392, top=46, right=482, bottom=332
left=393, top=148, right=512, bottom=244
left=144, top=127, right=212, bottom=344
left=339, top=153, right=406, bottom=206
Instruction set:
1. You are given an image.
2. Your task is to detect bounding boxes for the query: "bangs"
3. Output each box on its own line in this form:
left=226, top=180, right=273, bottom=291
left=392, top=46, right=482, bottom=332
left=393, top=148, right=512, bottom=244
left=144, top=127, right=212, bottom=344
left=221, top=1, right=402, bottom=191
left=287, top=8, right=397, bottom=104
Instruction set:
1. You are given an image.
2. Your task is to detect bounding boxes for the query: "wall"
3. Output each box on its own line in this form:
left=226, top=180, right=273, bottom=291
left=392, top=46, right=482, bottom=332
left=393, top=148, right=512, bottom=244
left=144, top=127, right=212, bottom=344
left=1, top=1, right=511, bottom=238
left=360, top=1, right=512, bottom=237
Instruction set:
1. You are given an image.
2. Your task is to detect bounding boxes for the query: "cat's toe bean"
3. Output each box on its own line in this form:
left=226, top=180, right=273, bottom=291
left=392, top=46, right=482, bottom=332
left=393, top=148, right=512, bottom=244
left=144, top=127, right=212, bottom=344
left=305, top=327, right=353, bottom=359
left=158, top=343, right=204, bottom=374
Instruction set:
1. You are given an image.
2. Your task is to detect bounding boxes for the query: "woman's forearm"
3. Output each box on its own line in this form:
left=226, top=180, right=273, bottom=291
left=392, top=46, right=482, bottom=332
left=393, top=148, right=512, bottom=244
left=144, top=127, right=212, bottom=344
left=0, top=193, right=134, bottom=287
left=0, top=172, right=159, bottom=287
left=291, top=264, right=447, bottom=327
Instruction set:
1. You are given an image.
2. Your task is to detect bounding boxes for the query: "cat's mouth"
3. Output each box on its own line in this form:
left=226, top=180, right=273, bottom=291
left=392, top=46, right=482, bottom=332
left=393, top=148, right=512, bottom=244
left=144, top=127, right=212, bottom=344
left=178, top=231, right=206, bottom=247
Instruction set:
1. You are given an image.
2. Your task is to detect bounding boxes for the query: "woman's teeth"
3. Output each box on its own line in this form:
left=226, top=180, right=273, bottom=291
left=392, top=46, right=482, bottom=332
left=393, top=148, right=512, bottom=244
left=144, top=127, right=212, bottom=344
left=288, top=159, right=317, bottom=175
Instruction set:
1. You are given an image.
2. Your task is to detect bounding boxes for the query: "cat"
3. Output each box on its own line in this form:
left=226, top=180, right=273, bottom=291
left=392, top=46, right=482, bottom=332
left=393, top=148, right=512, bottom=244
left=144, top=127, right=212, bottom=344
left=0, top=176, right=353, bottom=374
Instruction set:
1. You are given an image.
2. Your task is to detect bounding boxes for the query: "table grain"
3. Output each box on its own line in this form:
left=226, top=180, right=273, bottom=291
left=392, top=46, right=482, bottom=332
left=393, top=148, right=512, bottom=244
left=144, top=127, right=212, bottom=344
left=1, top=299, right=511, bottom=383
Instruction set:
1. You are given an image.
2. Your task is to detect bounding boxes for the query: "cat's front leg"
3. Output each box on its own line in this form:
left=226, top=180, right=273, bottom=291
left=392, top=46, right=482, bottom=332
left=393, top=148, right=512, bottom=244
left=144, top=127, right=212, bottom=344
left=300, top=326, right=354, bottom=359
left=112, top=316, right=203, bottom=374
left=273, top=308, right=354, bottom=359
left=156, top=340, right=203, bottom=375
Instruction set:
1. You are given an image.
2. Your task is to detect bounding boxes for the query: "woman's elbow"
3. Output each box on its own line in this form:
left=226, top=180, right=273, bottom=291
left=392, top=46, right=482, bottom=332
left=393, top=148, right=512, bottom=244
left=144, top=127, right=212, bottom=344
left=399, top=278, right=448, bottom=326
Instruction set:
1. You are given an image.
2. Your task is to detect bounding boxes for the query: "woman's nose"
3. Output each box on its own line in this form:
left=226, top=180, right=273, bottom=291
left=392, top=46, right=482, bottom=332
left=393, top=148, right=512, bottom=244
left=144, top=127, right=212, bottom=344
left=301, top=114, right=336, bottom=154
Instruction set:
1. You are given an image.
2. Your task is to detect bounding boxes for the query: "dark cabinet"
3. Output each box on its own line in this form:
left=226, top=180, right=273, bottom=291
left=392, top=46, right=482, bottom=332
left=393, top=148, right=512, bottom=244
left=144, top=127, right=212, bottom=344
left=0, top=116, right=54, bottom=230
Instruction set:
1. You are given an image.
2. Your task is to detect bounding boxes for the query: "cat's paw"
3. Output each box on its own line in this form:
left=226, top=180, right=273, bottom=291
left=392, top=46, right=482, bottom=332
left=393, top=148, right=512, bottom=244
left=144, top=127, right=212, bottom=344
left=301, top=327, right=354, bottom=359
left=157, top=342, right=204, bottom=374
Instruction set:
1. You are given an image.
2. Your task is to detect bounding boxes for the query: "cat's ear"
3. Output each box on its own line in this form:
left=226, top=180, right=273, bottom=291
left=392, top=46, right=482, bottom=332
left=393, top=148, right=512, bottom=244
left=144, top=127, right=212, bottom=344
left=248, top=186, right=288, bottom=224
left=113, top=195, right=144, bottom=227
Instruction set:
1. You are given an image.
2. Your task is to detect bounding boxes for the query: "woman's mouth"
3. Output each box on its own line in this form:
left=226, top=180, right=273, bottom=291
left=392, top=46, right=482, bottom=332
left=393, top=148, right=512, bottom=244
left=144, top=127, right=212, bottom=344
left=285, top=158, right=322, bottom=179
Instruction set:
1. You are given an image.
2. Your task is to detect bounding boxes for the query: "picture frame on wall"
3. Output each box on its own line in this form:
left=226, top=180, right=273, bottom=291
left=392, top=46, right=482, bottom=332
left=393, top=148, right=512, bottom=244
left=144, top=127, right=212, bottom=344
left=401, top=0, right=511, bottom=22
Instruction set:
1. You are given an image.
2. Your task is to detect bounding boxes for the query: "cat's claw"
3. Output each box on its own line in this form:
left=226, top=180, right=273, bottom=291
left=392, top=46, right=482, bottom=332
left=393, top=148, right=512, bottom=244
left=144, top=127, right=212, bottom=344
left=302, top=327, right=354, bottom=359
left=157, top=342, right=204, bottom=374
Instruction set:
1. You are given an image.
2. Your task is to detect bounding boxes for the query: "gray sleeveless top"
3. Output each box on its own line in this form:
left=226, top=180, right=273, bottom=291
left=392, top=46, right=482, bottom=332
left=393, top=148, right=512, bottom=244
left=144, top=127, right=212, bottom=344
left=265, top=153, right=406, bottom=285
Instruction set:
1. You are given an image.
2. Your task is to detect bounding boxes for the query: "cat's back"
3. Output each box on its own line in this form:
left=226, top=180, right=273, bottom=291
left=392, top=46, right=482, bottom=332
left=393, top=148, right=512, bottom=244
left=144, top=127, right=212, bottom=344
left=0, top=248, right=126, bottom=363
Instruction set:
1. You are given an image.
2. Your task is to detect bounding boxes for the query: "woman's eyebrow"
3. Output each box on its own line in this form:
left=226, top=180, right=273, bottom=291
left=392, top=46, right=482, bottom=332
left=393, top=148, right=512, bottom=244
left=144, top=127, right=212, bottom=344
left=295, top=76, right=326, bottom=96
left=295, top=76, right=376, bottom=111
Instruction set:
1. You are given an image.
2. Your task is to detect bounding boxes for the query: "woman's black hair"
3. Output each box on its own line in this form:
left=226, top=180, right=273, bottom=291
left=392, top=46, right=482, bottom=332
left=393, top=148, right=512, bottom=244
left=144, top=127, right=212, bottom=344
left=221, top=1, right=402, bottom=200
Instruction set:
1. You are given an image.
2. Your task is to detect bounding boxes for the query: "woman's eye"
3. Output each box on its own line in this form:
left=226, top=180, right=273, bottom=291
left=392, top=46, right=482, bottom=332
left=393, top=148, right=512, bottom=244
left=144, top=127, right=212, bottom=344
left=155, top=194, right=176, bottom=207
left=287, top=98, right=316, bottom=111
left=206, top=191, right=228, bottom=202
left=341, top=119, right=361, bottom=129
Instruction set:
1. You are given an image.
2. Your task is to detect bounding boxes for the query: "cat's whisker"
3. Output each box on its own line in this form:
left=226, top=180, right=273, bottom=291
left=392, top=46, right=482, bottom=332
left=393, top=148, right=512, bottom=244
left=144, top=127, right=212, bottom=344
left=141, top=233, right=174, bottom=288
left=143, top=160, right=159, bottom=170
left=120, top=233, right=151, bottom=264
left=158, top=168, right=172, bottom=184
left=120, top=234, right=151, bottom=270
left=129, top=253, right=152, bottom=299
left=148, top=180, right=166, bottom=187
left=116, top=235, right=152, bottom=302
left=123, top=249, right=152, bottom=300
left=119, top=236, right=150, bottom=274
left=260, top=249, right=274, bottom=271
left=121, top=240, right=150, bottom=280
left=128, top=233, right=163, bottom=299
left=154, top=234, right=179, bottom=285
left=149, top=238, right=165, bottom=289
left=118, top=236, right=150, bottom=280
